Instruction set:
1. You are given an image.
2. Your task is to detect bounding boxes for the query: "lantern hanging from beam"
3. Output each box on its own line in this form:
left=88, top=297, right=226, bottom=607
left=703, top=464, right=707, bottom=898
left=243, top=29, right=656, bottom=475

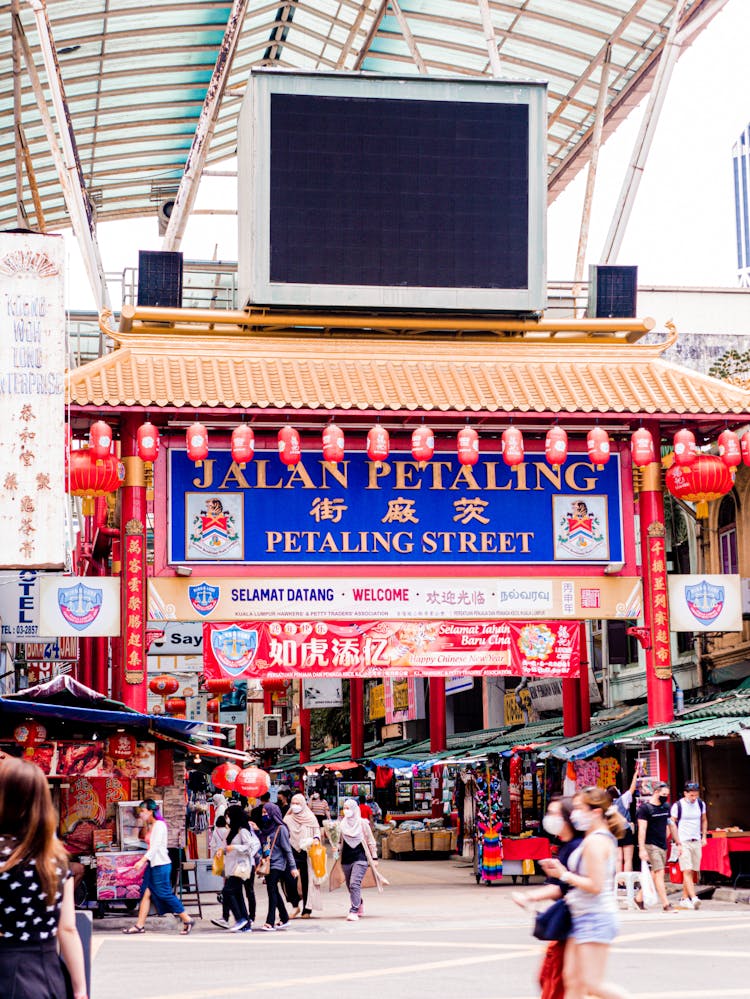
left=366, top=426, right=390, bottom=463
left=164, top=697, right=187, bottom=715
left=207, top=698, right=221, bottom=716
left=631, top=428, right=656, bottom=467
left=411, top=426, right=434, bottom=463
left=457, top=427, right=479, bottom=466
left=67, top=450, right=124, bottom=516
left=231, top=425, right=255, bottom=466
left=278, top=426, right=302, bottom=466
left=718, top=429, right=742, bottom=469
left=665, top=454, right=733, bottom=518
left=741, top=434, right=750, bottom=468
left=234, top=766, right=271, bottom=800
left=186, top=423, right=209, bottom=463
left=501, top=427, right=524, bottom=467
left=322, top=423, right=345, bottom=464
left=673, top=428, right=697, bottom=467
left=586, top=427, right=610, bottom=467
left=211, top=762, right=241, bottom=792
left=148, top=675, right=179, bottom=697
left=89, top=420, right=112, bottom=462
left=204, top=677, right=233, bottom=695
left=545, top=426, right=568, bottom=467
left=136, top=422, right=160, bottom=463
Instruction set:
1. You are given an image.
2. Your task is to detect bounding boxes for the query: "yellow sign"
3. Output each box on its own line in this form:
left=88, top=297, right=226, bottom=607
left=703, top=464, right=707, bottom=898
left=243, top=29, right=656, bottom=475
left=392, top=679, right=410, bottom=713
left=369, top=683, right=385, bottom=720
left=504, top=688, right=539, bottom=726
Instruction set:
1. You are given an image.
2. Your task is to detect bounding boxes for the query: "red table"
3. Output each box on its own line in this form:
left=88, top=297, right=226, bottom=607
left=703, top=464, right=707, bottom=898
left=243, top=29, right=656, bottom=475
left=502, top=837, right=552, bottom=862
left=700, top=836, right=750, bottom=878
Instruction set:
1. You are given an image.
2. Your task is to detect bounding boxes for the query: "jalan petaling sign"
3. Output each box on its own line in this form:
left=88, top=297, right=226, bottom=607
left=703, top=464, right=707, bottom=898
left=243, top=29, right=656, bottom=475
left=167, top=449, right=626, bottom=566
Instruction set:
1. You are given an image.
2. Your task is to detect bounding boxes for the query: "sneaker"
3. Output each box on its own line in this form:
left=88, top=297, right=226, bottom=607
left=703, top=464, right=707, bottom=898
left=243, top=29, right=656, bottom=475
left=678, top=898, right=694, bottom=910
left=346, top=912, right=359, bottom=922
left=229, top=919, right=249, bottom=933
left=357, top=903, right=364, bottom=917
left=663, top=904, right=675, bottom=912
left=239, top=922, right=253, bottom=933
left=211, top=918, right=231, bottom=929
left=692, top=897, right=702, bottom=909
left=276, top=922, right=288, bottom=931
left=259, top=924, right=275, bottom=932
left=289, top=906, right=301, bottom=919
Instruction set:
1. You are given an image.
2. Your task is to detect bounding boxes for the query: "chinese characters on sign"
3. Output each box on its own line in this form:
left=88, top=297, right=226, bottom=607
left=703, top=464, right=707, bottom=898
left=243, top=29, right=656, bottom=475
left=647, top=525, right=671, bottom=680
left=0, top=234, right=66, bottom=568
left=202, top=619, right=581, bottom=680
left=124, top=520, right=146, bottom=685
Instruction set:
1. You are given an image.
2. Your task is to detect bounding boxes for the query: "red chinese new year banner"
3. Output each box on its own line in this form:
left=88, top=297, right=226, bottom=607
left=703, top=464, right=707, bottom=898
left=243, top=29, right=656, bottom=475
left=203, top=619, right=580, bottom=680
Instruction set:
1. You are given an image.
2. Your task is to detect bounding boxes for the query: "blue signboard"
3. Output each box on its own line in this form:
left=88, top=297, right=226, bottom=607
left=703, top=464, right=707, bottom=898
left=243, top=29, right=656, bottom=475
left=168, top=449, right=624, bottom=566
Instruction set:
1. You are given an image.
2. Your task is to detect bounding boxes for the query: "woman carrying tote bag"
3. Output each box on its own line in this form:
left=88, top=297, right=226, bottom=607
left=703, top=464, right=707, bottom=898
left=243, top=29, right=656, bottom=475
left=257, top=804, right=298, bottom=931
left=329, top=798, right=388, bottom=922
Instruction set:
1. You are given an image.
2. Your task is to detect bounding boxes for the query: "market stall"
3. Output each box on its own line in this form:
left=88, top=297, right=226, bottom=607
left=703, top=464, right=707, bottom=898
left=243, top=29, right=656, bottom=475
left=701, top=833, right=750, bottom=880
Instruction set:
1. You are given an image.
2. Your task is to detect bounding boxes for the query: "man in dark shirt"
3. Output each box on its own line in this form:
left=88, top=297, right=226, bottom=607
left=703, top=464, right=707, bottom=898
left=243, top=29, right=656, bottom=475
left=635, top=781, right=680, bottom=912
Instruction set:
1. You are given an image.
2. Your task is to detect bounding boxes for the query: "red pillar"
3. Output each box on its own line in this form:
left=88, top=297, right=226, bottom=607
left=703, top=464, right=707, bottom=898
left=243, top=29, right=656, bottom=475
left=578, top=621, right=591, bottom=733
left=638, top=431, right=674, bottom=777
left=349, top=679, right=364, bottom=759
left=110, top=535, right=122, bottom=703
left=78, top=635, right=93, bottom=689
left=562, top=677, right=581, bottom=737
left=119, top=416, right=147, bottom=712
left=299, top=706, right=311, bottom=764
left=92, top=562, right=108, bottom=694
left=429, top=677, right=447, bottom=753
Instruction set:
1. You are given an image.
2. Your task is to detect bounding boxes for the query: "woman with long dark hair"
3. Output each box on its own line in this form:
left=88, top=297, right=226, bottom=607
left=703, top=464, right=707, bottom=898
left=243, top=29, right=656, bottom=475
left=513, top=796, right=582, bottom=999
left=219, top=804, right=260, bottom=933
left=0, top=757, right=87, bottom=999
left=123, top=799, right=194, bottom=935
left=540, top=786, right=630, bottom=999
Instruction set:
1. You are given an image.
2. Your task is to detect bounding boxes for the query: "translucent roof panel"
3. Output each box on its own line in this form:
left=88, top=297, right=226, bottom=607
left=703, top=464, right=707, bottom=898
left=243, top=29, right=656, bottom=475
left=0, top=0, right=727, bottom=229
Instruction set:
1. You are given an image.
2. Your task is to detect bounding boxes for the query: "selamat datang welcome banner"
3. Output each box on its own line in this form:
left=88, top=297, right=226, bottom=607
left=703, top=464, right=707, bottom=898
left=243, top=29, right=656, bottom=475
left=202, top=619, right=580, bottom=680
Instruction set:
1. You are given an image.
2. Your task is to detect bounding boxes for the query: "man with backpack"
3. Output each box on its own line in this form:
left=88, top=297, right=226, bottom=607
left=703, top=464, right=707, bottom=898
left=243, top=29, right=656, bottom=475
left=671, top=780, right=708, bottom=909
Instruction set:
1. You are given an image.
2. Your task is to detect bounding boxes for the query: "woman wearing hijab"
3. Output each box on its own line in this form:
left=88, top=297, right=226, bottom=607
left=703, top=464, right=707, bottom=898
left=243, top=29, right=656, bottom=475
left=334, top=797, right=380, bottom=922
left=284, top=793, right=320, bottom=918
left=258, top=803, right=299, bottom=931
left=216, top=805, right=261, bottom=933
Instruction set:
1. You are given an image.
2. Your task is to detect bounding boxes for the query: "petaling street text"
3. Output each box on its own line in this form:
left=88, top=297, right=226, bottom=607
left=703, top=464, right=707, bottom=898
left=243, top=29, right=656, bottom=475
left=191, top=458, right=603, bottom=493
left=265, top=529, right=534, bottom=554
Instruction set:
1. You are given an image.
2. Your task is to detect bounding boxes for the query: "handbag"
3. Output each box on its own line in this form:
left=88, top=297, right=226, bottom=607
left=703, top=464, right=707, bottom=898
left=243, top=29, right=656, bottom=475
left=234, top=859, right=252, bottom=881
left=212, top=850, right=224, bottom=877
left=256, top=828, right=279, bottom=877
left=533, top=898, right=572, bottom=942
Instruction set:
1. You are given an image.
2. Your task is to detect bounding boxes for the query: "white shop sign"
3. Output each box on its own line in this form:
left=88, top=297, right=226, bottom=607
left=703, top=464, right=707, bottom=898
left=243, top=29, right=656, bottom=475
left=0, top=570, right=62, bottom=639
left=668, top=574, right=742, bottom=633
left=39, top=577, right=121, bottom=637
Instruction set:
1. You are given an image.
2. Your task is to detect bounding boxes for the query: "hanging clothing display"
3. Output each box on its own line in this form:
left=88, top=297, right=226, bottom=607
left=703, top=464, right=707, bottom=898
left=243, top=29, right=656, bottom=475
left=474, top=769, right=503, bottom=884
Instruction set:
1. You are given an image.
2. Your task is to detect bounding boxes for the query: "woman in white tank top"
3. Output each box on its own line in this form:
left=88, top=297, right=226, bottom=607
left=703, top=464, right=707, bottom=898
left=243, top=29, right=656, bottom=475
left=539, top=786, right=630, bottom=999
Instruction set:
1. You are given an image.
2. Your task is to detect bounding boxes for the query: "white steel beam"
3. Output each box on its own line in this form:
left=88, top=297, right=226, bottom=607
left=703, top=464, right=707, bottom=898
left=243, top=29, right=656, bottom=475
left=24, top=1, right=111, bottom=311
left=601, top=0, right=689, bottom=264
left=162, top=0, right=249, bottom=253
left=477, top=0, right=502, bottom=78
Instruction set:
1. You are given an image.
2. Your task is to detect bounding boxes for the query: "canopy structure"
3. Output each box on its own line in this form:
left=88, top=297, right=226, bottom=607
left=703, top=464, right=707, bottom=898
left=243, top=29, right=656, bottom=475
left=0, top=0, right=729, bottom=231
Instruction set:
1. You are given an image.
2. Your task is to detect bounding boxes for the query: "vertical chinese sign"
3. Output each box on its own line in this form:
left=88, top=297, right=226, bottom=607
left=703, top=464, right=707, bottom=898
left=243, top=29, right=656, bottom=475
left=647, top=524, right=671, bottom=680
left=0, top=233, right=65, bottom=568
left=123, top=520, right=146, bottom=688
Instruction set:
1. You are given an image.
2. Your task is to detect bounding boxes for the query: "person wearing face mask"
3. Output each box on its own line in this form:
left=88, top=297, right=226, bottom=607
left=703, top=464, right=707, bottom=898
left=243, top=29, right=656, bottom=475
left=330, top=797, right=383, bottom=922
left=283, top=793, right=320, bottom=918
left=633, top=782, right=680, bottom=913
left=258, top=803, right=299, bottom=931
left=512, top=797, right=581, bottom=999
left=539, top=787, right=630, bottom=999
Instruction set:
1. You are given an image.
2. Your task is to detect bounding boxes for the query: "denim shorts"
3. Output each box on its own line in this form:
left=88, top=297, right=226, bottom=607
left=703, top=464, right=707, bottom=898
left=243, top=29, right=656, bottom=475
left=571, top=910, right=619, bottom=944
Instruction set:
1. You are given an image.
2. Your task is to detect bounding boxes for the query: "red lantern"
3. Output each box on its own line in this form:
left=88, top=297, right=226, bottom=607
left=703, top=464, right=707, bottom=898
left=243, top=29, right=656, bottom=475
left=666, top=454, right=733, bottom=518
left=234, top=766, right=271, bottom=799
left=261, top=679, right=288, bottom=693
left=106, top=733, right=137, bottom=760
left=164, top=697, right=187, bottom=715
left=586, top=427, right=610, bottom=466
left=204, top=677, right=233, bottom=695
left=322, top=423, right=345, bottom=464
left=278, top=426, right=302, bottom=466
left=14, top=723, right=47, bottom=747
left=231, top=425, right=255, bottom=466
left=148, top=675, right=179, bottom=697
left=545, top=426, right=568, bottom=466
left=673, top=428, right=697, bottom=467
left=366, top=426, right=390, bottom=463
left=742, top=434, right=750, bottom=467
left=206, top=697, right=221, bottom=715
left=186, top=422, right=209, bottom=462
left=457, top=427, right=479, bottom=466
left=136, top=422, right=160, bottom=463
left=67, top=450, right=124, bottom=516
left=501, top=427, right=524, bottom=467
left=411, top=426, right=434, bottom=463
left=631, top=428, right=656, bottom=467
left=718, top=429, right=742, bottom=469
left=89, top=420, right=112, bottom=461
left=211, top=762, right=241, bottom=792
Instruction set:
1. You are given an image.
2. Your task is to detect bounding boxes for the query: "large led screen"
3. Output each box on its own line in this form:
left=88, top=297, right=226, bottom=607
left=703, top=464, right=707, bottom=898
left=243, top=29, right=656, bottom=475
left=239, top=73, right=547, bottom=312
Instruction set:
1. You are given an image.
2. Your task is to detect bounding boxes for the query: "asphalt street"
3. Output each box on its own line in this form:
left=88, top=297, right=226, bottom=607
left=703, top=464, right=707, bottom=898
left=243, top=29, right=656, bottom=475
left=91, top=858, right=750, bottom=999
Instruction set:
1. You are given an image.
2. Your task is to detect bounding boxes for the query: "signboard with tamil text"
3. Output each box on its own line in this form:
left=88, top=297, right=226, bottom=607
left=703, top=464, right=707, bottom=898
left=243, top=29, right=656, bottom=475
left=167, top=449, right=627, bottom=567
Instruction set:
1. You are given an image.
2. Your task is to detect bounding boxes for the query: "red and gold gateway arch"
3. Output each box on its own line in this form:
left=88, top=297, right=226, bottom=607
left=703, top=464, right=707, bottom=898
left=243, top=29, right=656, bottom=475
left=66, top=306, right=750, bottom=773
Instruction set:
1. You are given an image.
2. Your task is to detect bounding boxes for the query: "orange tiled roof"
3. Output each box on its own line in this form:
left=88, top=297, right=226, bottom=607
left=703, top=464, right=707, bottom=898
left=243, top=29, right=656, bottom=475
left=67, top=331, right=750, bottom=417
